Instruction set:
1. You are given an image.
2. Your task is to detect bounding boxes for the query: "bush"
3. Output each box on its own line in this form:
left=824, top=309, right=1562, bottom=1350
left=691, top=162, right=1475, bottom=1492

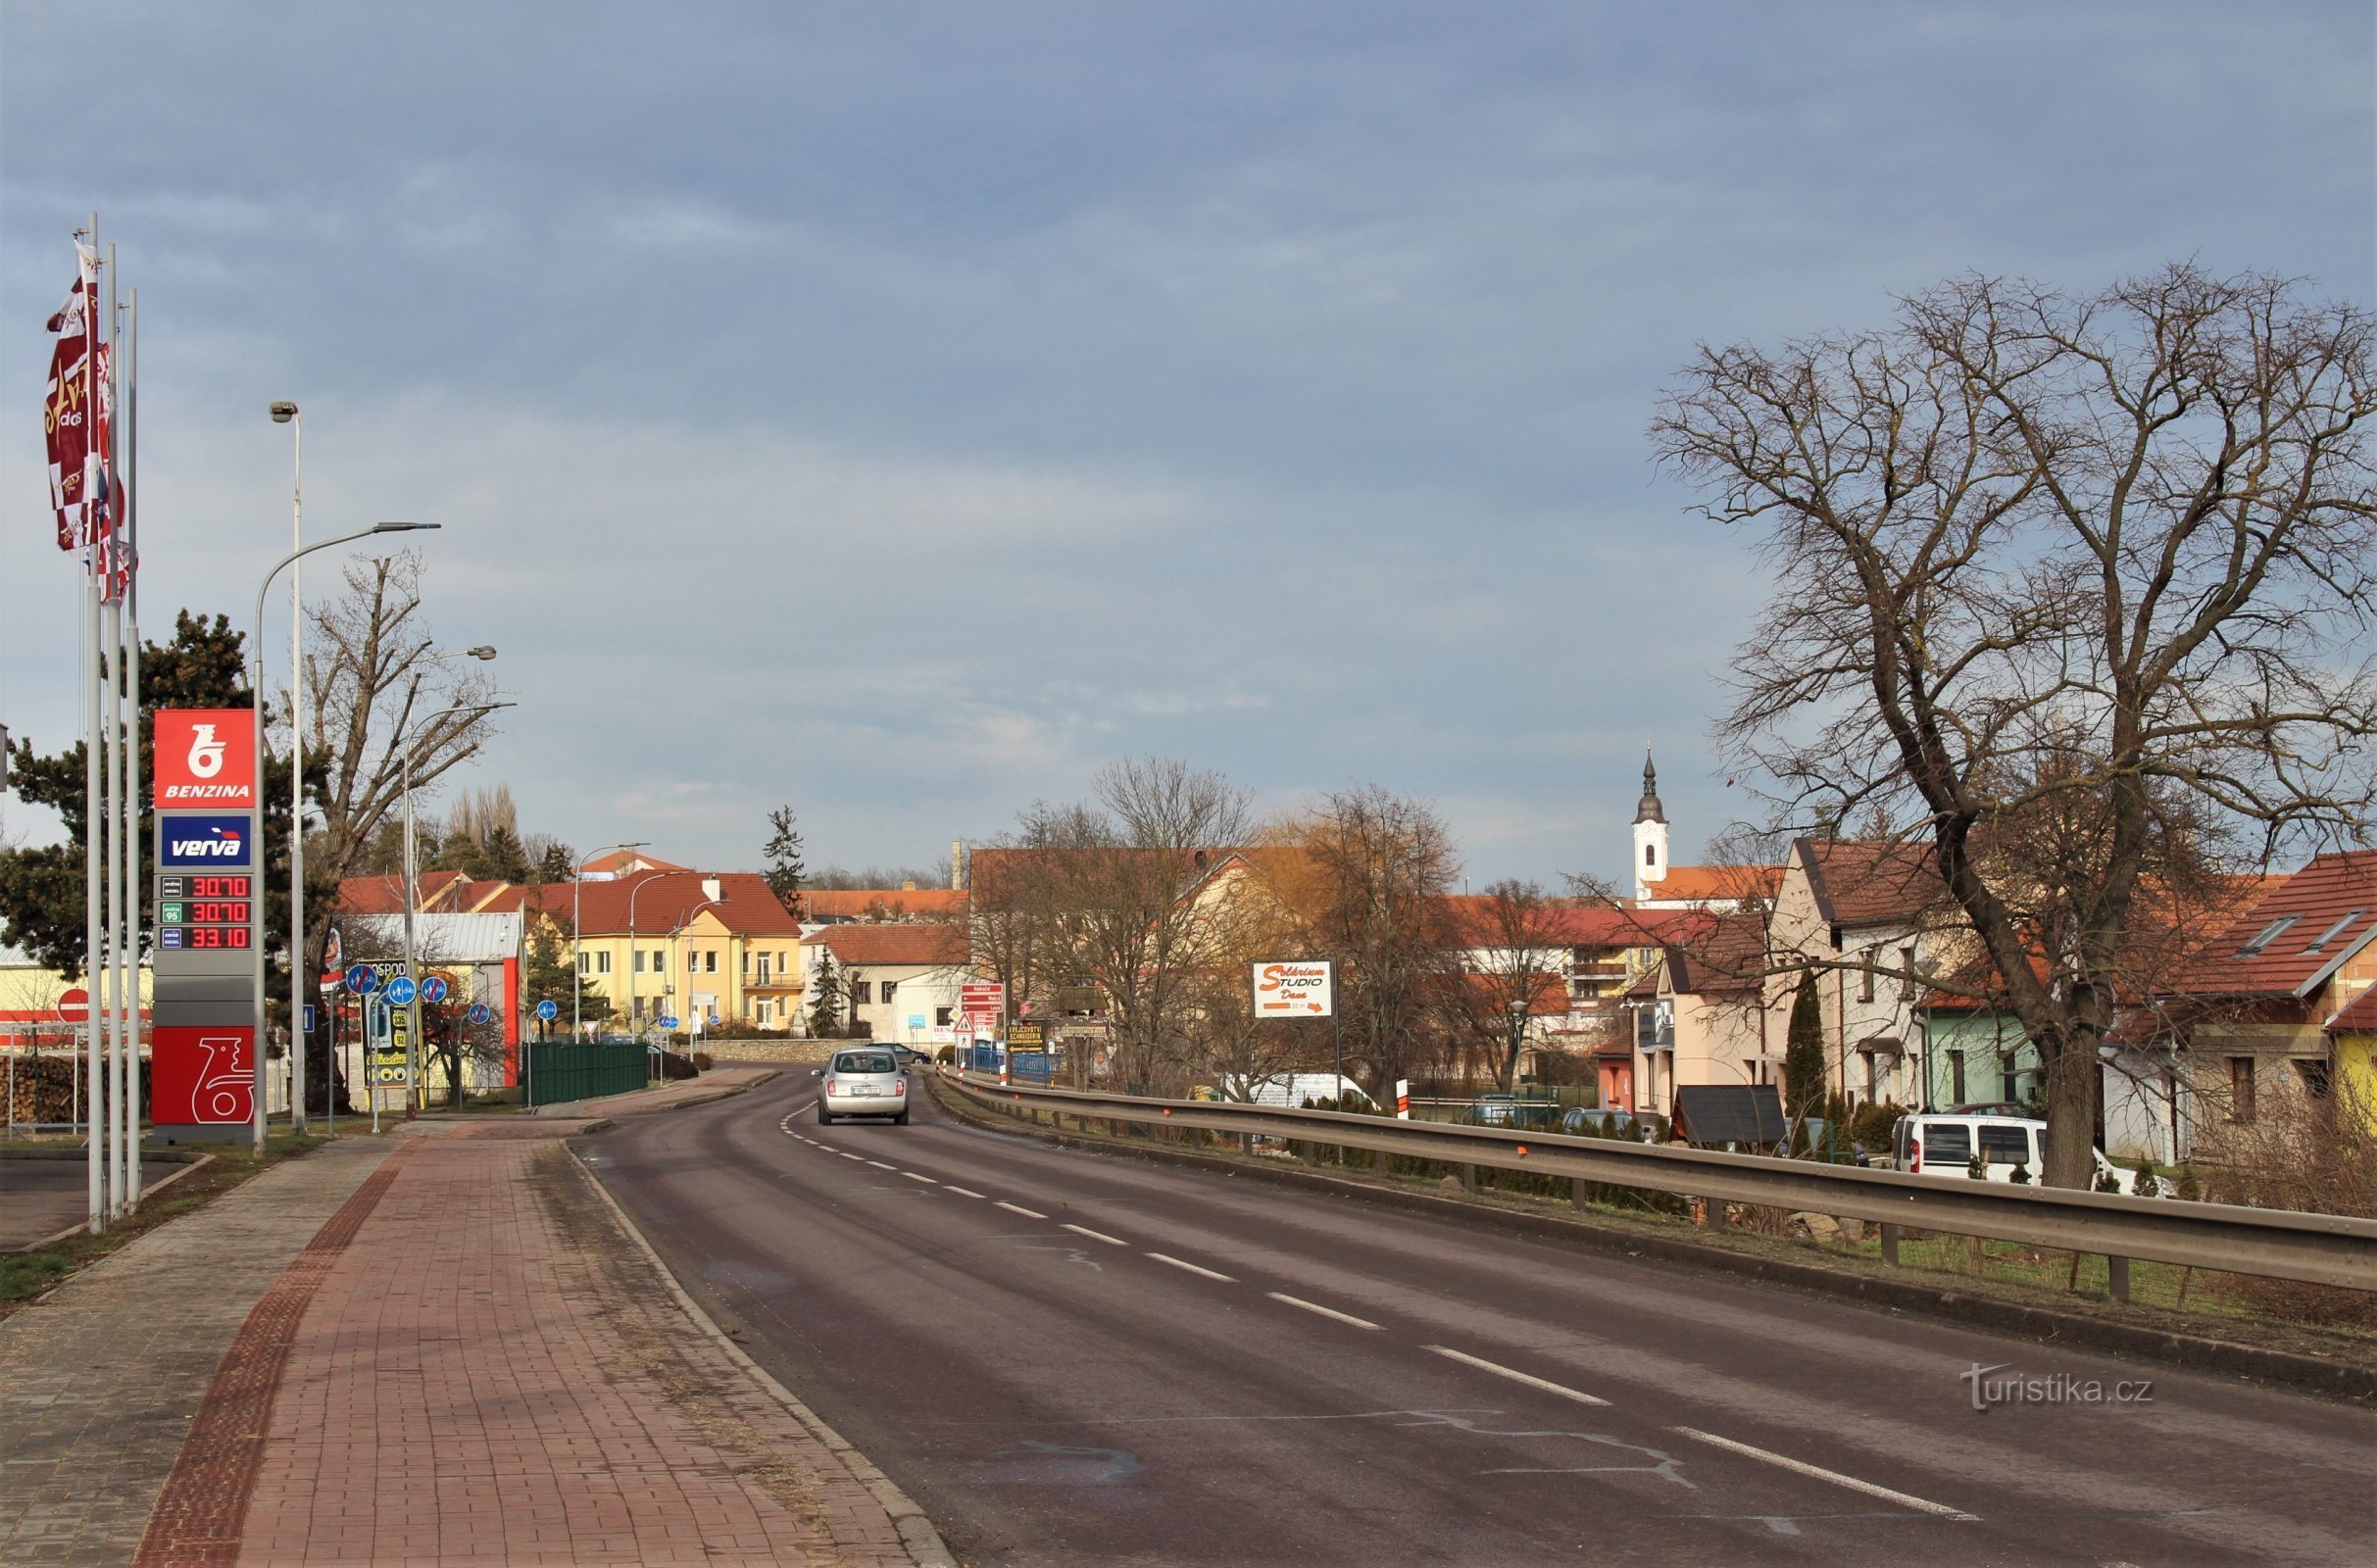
left=2202, top=1085, right=2377, bottom=1328
left=1848, top=1100, right=1905, bottom=1152
left=691, top=1052, right=715, bottom=1072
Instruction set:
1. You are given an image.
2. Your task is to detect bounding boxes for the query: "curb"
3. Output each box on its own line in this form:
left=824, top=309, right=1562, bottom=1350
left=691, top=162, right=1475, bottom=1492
left=534, top=1069, right=778, bottom=1120
left=926, top=1077, right=2377, bottom=1403
left=11, top=1154, right=217, bottom=1256
left=567, top=1146, right=958, bottom=1568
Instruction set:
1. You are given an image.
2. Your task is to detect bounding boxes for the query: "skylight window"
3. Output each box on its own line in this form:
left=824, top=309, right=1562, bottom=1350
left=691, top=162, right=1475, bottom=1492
left=2236, top=915, right=2301, bottom=956
left=2302, top=909, right=2368, bottom=955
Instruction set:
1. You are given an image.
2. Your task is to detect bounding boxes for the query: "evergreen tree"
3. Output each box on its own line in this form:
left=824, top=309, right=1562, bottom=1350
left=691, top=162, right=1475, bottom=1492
left=807, top=949, right=845, bottom=1038
left=1783, top=969, right=1826, bottom=1118
left=479, top=823, right=532, bottom=883
left=763, top=804, right=807, bottom=911
left=521, top=916, right=607, bottom=1038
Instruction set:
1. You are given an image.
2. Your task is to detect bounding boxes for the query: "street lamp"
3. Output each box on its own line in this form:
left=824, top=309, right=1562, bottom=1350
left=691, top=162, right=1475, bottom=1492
left=251, top=521, right=437, bottom=1152
left=573, top=842, right=649, bottom=1039
left=1508, top=996, right=1531, bottom=1095
left=396, top=696, right=513, bottom=1116
left=626, top=872, right=721, bottom=1074
left=659, top=897, right=724, bottom=1080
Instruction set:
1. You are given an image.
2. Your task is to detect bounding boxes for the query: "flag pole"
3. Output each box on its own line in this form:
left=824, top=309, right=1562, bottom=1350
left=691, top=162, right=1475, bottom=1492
left=104, top=241, right=128, bottom=1217
left=80, top=217, right=106, bottom=1233
left=124, top=284, right=144, bottom=1205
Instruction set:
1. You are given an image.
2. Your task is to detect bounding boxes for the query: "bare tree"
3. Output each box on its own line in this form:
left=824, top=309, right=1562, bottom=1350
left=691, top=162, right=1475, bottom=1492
left=1654, top=266, right=2377, bottom=1185
left=1446, top=879, right=1574, bottom=1093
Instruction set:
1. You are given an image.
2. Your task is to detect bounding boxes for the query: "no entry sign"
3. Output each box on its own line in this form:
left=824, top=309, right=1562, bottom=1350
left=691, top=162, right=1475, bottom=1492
left=56, top=988, right=89, bottom=1023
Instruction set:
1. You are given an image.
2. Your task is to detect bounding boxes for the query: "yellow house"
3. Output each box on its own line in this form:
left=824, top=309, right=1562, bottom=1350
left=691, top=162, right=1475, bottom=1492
left=512, top=870, right=807, bottom=1034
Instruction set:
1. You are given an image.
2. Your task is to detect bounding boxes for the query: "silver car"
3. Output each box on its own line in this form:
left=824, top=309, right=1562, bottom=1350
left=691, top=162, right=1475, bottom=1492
left=816, top=1048, right=911, bottom=1125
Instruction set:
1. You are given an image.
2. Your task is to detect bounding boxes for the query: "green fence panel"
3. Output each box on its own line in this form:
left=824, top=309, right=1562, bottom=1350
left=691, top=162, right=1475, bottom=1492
left=522, top=1039, right=647, bottom=1106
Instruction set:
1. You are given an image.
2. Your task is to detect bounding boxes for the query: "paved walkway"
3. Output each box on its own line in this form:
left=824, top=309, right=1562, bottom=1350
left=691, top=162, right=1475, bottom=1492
left=2, top=1114, right=929, bottom=1567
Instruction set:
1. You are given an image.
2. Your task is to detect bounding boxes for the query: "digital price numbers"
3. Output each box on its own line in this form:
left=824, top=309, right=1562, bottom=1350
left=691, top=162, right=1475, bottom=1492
left=158, top=873, right=253, bottom=951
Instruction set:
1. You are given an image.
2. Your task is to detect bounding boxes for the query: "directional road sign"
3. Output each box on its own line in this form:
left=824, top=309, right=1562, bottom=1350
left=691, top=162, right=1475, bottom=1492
left=345, top=963, right=379, bottom=995
left=302, top=1004, right=317, bottom=1034
left=467, top=1003, right=491, bottom=1025
left=536, top=1000, right=559, bottom=1022
left=384, top=976, right=418, bottom=1006
left=421, top=975, right=449, bottom=1004
left=659, top=1014, right=678, bottom=1030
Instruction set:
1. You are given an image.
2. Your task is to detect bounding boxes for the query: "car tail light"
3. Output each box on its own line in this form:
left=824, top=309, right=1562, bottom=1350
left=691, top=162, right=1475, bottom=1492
left=1907, top=1139, right=1921, bottom=1173
left=825, top=1078, right=838, bottom=1095
left=895, top=1080, right=907, bottom=1096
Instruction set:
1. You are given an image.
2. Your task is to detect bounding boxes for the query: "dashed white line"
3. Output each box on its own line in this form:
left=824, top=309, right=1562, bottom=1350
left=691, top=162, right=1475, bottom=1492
left=1062, top=1223, right=1127, bottom=1246
left=1670, top=1427, right=1979, bottom=1520
left=946, top=1186, right=986, bottom=1199
left=866, top=1160, right=898, bottom=1170
left=1424, top=1347, right=1609, bottom=1407
left=1146, top=1252, right=1236, bottom=1282
left=838, top=1152, right=866, bottom=1161
left=995, top=1201, right=1049, bottom=1219
left=902, top=1172, right=938, bottom=1184
left=1266, top=1292, right=1380, bottom=1329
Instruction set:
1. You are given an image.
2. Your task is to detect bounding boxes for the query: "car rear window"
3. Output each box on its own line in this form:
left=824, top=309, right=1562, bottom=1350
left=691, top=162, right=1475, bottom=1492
left=1978, top=1125, right=2033, bottom=1164
left=1919, top=1123, right=1972, bottom=1164
left=835, top=1052, right=897, bottom=1074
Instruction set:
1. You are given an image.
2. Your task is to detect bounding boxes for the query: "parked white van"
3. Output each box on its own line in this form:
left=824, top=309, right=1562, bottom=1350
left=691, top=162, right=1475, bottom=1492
left=1890, top=1113, right=2157, bottom=1195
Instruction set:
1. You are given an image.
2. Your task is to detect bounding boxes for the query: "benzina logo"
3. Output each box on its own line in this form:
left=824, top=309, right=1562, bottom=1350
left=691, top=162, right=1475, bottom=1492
left=186, top=724, right=226, bottom=778
left=153, top=710, right=255, bottom=808
left=161, top=816, right=253, bottom=866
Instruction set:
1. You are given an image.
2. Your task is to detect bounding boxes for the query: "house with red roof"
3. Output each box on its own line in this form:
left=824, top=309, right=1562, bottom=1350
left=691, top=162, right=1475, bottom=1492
left=799, top=922, right=972, bottom=1045
left=2159, top=850, right=2377, bottom=1151
left=1765, top=837, right=1954, bottom=1113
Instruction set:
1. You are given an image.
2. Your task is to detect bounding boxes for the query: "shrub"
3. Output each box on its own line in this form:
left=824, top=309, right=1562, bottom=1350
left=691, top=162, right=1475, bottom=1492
left=1848, top=1100, right=1905, bottom=1152
left=2202, top=1084, right=2377, bottom=1328
left=691, top=1051, right=715, bottom=1072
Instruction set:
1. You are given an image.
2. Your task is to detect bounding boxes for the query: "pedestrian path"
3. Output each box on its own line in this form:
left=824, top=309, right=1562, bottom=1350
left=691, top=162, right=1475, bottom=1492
left=530, top=1064, right=777, bottom=1119
left=3, top=1120, right=931, bottom=1566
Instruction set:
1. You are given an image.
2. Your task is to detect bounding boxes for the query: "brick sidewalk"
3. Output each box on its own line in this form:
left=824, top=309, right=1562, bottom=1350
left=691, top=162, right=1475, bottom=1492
left=187, top=1135, right=917, bottom=1567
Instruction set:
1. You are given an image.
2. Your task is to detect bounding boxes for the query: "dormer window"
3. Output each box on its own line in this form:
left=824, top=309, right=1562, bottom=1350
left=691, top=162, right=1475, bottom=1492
left=2302, top=909, right=2367, bottom=955
left=2237, top=915, right=2302, bottom=956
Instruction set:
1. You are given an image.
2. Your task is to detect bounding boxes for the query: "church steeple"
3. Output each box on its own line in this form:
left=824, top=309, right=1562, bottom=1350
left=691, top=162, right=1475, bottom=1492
left=1632, top=750, right=1670, bottom=901
left=1634, top=751, right=1667, bottom=825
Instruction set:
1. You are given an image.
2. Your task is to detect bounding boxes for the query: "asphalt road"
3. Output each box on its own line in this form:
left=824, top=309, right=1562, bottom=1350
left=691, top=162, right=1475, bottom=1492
left=584, top=1070, right=2377, bottom=1567
left=0, top=1158, right=185, bottom=1250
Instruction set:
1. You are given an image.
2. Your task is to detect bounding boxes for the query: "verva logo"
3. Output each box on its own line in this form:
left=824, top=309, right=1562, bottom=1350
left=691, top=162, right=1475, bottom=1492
left=160, top=815, right=252, bottom=866
left=153, top=709, right=256, bottom=808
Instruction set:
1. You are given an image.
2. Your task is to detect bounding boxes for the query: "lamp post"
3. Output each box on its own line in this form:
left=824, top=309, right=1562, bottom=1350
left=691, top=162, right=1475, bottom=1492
left=573, top=842, right=649, bottom=1040
left=626, top=872, right=721, bottom=1078
left=268, top=403, right=308, bottom=1133
left=660, top=898, right=724, bottom=1082
left=396, top=693, right=510, bottom=1116
left=251, top=520, right=438, bottom=1153
left=1508, top=996, right=1530, bottom=1097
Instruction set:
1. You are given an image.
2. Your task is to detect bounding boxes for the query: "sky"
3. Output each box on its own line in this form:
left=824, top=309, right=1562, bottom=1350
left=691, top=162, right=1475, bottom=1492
left=3, top=2, right=2372, bottom=889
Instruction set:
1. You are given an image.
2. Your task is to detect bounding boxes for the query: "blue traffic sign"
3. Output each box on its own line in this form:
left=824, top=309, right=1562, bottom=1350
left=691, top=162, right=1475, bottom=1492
left=384, top=976, right=418, bottom=1006
left=421, top=975, right=450, bottom=1004
left=302, top=1004, right=318, bottom=1034
left=536, top=1000, right=559, bottom=1022
left=467, top=1003, right=491, bottom=1025
left=659, top=1014, right=678, bottom=1029
left=344, top=963, right=378, bottom=995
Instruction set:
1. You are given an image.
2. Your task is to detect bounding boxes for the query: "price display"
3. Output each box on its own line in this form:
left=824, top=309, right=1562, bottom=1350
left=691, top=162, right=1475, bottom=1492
left=182, top=925, right=252, bottom=950
left=189, top=875, right=252, bottom=899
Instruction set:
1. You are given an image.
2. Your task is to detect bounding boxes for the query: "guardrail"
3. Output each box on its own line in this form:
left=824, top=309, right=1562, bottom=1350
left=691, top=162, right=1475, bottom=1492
left=939, top=1070, right=2377, bottom=1294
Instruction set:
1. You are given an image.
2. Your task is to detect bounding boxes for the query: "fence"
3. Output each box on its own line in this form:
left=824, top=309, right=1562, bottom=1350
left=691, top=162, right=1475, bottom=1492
left=522, top=1039, right=647, bottom=1107
left=940, top=1070, right=2377, bottom=1295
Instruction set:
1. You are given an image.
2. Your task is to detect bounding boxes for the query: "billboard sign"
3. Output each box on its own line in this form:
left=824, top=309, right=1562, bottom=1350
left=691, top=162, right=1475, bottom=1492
left=960, top=981, right=1006, bottom=1017
left=1253, top=959, right=1334, bottom=1018
left=152, top=709, right=256, bottom=808
left=158, top=814, right=253, bottom=866
left=151, top=1026, right=255, bottom=1126
left=1007, top=1021, right=1048, bottom=1052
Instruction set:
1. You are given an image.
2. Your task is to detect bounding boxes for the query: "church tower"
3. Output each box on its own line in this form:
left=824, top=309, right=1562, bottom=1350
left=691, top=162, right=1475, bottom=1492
left=1632, top=751, right=1669, bottom=902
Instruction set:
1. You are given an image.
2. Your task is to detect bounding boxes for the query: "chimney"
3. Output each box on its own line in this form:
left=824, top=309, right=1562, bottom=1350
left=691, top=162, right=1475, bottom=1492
left=951, top=838, right=966, bottom=891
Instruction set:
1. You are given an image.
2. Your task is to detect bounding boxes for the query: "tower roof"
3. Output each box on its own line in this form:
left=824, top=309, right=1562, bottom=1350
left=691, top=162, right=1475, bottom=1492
left=1634, top=752, right=1667, bottom=825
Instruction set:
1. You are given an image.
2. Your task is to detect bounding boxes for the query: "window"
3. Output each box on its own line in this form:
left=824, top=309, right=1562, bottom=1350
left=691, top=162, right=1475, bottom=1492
left=755, top=955, right=771, bottom=984
left=741, top=949, right=751, bottom=973
left=597, top=951, right=611, bottom=975
left=1948, top=1050, right=1966, bottom=1104
left=1898, top=945, right=1916, bottom=1000
left=1978, top=1124, right=2033, bottom=1166
left=881, top=980, right=898, bottom=1004
left=704, top=951, right=718, bottom=974
left=2229, top=1056, right=2255, bottom=1123
left=851, top=981, right=872, bottom=1005
left=935, top=1005, right=953, bottom=1027
left=634, top=950, right=645, bottom=974
left=2303, top=909, right=2367, bottom=954
left=2294, top=1059, right=2332, bottom=1101
left=1645, top=844, right=1657, bottom=867
left=577, top=953, right=590, bottom=975
left=1921, top=1123, right=1973, bottom=1165
left=1858, top=953, right=1876, bottom=1004
left=2237, top=915, right=2301, bottom=956
left=754, top=1000, right=772, bottom=1026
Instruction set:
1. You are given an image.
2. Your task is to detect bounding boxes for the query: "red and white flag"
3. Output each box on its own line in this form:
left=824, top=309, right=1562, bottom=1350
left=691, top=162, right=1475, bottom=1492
left=43, top=239, right=112, bottom=556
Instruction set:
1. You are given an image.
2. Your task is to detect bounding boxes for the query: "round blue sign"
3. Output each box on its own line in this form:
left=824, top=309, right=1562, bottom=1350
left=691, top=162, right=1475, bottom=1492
left=421, top=975, right=449, bottom=1004
left=659, top=1013, right=678, bottom=1029
left=467, top=1003, right=491, bottom=1025
left=536, top=1000, right=559, bottom=1022
left=384, top=976, right=418, bottom=1006
left=344, top=963, right=378, bottom=995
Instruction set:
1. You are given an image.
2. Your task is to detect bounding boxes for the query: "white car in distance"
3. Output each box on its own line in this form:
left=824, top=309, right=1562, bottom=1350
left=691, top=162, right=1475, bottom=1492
left=816, top=1048, right=911, bottom=1126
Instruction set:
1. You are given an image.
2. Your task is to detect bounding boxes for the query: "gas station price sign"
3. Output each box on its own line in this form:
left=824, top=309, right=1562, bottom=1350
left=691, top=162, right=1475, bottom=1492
left=157, top=872, right=254, bottom=950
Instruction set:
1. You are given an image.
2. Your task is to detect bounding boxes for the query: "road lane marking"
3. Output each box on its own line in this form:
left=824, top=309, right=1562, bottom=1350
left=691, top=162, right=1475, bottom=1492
left=1669, top=1427, right=1978, bottom=1520
left=867, top=1160, right=898, bottom=1170
left=903, top=1172, right=938, bottom=1184
left=1425, top=1347, right=1609, bottom=1407
left=1062, top=1224, right=1126, bottom=1246
left=946, top=1187, right=986, bottom=1198
left=839, top=1152, right=866, bottom=1161
left=995, top=1201, right=1049, bottom=1219
left=1146, top=1252, right=1236, bottom=1282
left=1266, top=1292, right=1380, bottom=1329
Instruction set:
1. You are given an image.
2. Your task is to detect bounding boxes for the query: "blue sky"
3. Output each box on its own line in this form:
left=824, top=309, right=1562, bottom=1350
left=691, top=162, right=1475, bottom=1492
left=4, top=3, right=2371, bottom=886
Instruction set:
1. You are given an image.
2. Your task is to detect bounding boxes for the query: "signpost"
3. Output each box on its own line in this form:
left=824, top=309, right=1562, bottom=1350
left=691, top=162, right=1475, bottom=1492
left=1006, top=1021, right=1047, bottom=1052
left=536, top=1000, right=558, bottom=1022
left=1252, top=959, right=1346, bottom=1108
left=384, top=975, right=417, bottom=1006
left=150, top=709, right=261, bottom=1143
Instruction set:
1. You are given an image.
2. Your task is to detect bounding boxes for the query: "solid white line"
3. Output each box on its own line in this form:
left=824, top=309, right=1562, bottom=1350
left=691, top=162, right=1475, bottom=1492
left=902, top=1172, right=938, bottom=1184
left=1146, top=1252, right=1236, bottom=1282
left=1266, top=1292, right=1380, bottom=1329
left=1424, top=1347, right=1609, bottom=1407
left=945, top=1186, right=985, bottom=1199
left=866, top=1160, right=898, bottom=1170
left=1670, top=1427, right=1979, bottom=1520
left=995, top=1201, right=1049, bottom=1219
left=1062, top=1223, right=1127, bottom=1246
